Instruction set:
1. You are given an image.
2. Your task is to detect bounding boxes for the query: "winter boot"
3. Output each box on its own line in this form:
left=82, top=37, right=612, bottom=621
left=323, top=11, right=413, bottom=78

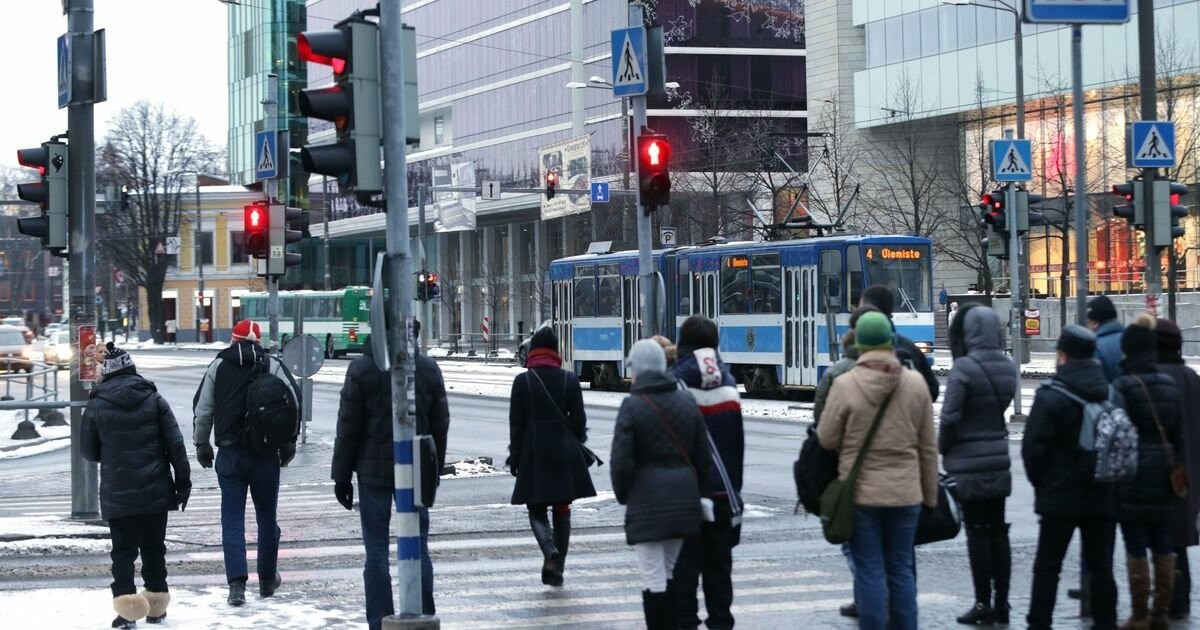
left=1149, top=553, right=1176, bottom=630
left=1119, top=555, right=1151, bottom=630
left=642, top=590, right=674, bottom=630
left=112, top=593, right=149, bottom=628
left=141, top=590, right=170, bottom=624
left=529, top=509, right=560, bottom=586
left=260, top=571, right=281, bottom=597
left=1169, top=548, right=1191, bottom=621
left=957, top=524, right=995, bottom=625
left=991, top=523, right=1012, bottom=624
left=552, top=507, right=571, bottom=584
left=227, top=579, right=247, bottom=607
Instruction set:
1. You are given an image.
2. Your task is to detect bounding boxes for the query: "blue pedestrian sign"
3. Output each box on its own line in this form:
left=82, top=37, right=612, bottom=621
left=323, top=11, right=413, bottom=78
left=1128, top=121, right=1176, bottom=168
left=610, top=26, right=647, bottom=97
left=990, top=139, right=1033, bottom=182
left=57, top=34, right=71, bottom=109
left=254, top=130, right=278, bottom=181
left=590, top=181, right=610, bottom=203
left=1024, top=0, right=1131, bottom=24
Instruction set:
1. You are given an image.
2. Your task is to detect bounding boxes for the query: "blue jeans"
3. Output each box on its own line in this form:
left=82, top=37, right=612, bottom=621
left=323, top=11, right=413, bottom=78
left=215, top=447, right=280, bottom=585
left=359, top=481, right=434, bottom=630
left=849, top=505, right=921, bottom=630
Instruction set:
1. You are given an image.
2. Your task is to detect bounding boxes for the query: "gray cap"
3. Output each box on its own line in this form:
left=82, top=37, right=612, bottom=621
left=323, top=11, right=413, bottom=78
left=1057, top=323, right=1097, bottom=360
left=626, top=338, right=667, bottom=378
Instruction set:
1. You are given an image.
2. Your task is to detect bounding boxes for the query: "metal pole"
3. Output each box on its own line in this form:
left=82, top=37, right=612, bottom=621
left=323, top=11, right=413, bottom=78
left=630, top=3, right=656, bottom=339
left=1004, top=131, right=1023, bottom=419
left=379, top=4, right=429, bottom=623
left=1138, top=0, right=1161, bottom=307
left=418, top=185, right=430, bottom=348
left=569, top=0, right=595, bottom=243
left=67, top=0, right=98, bottom=520
left=195, top=177, right=204, bottom=342
left=323, top=175, right=331, bottom=290
left=1072, top=25, right=1089, bottom=325
left=1012, top=7, right=1031, bottom=364
left=265, top=73, right=280, bottom=350
left=622, top=96, right=633, bottom=244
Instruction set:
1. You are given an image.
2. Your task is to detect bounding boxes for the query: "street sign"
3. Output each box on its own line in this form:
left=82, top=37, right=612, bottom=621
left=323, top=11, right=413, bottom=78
left=1024, top=0, right=1131, bottom=24
left=660, top=226, right=677, bottom=246
left=282, top=334, right=324, bottom=378
left=590, top=181, right=610, bottom=203
left=164, top=236, right=181, bottom=255
left=254, top=129, right=278, bottom=180
left=481, top=180, right=501, bottom=200
left=1128, top=121, right=1176, bottom=168
left=610, top=26, right=647, bottom=97
left=57, top=33, right=71, bottom=109
left=990, top=139, right=1033, bottom=182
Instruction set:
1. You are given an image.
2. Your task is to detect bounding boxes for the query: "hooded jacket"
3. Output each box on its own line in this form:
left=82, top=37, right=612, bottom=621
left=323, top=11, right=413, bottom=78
left=192, top=340, right=300, bottom=449
left=1114, top=354, right=1184, bottom=524
left=1158, top=357, right=1200, bottom=547
left=674, top=345, right=744, bottom=494
left=82, top=372, right=191, bottom=521
left=817, top=349, right=938, bottom=508
left=1094, top=319, right=1124, bottom=382
left=813, top=346, right=860, bottom=427
left=939, top=305, right=1017, bottom=501
left=1022, top=359, right=1116, bottom=518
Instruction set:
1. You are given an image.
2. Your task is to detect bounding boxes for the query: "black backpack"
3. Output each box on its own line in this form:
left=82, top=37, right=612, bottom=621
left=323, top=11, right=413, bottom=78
left=794, top=424, right=839, bottom=515
left=241, top=355, right=298, bottom=453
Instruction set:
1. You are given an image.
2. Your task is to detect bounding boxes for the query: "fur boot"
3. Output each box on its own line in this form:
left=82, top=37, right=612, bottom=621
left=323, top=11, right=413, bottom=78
left=112, top=593, right=149, bottom=628
left=142, top=590, right=170, bottom=624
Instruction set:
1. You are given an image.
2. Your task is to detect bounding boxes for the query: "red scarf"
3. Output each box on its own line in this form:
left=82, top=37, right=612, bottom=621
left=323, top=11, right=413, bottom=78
left=526, top=347, right=563, bottom=369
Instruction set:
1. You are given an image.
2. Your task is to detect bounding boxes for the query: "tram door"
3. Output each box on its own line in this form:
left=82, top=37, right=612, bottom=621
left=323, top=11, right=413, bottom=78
left=622, top=275, right=640, bottom=361
left=800, top=265, right=818, bottom=386
left=694, top=270, right=718, bottom=319
left=784, top=266, right=818, bottom=387
left=554, top=279, right=573, bottom=366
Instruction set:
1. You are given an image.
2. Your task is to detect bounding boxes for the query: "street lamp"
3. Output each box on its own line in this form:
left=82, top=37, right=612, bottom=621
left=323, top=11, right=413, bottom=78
left=943, top=0, right=1025, bottom=139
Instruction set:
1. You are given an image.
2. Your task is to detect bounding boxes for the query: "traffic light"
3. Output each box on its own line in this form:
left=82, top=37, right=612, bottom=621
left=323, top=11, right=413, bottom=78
left=297, top=17, right=382, bottom=197
left=1112, top=179, right=1145, bottom=227
left=427, top=272, right=440, bottom=301
left=244, top=201, right=269, bottom=259
left=1154, top=180, right=1190, bottom=246
left=545, top=171, right=557, bottom=200
left=416, top=271, right=427, bottom=302
left=268, top=203, right=303, bottom=275
left=637, top=132, right=671, bottom=212
left=1016, top=189, right=1046, bottom=230
left=980, top=190, right=1006, bottom=231
left=15, top=140, right=68, bottom=256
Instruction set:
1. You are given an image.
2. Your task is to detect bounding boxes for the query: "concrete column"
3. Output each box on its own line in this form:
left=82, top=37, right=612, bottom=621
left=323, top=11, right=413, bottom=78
left=507, top=221, right=518, bottom=337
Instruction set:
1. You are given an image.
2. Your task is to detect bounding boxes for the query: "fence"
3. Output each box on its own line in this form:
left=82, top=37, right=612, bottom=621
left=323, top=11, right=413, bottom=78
left=0, top=364, right=64, bottom=424
left=434, top=332, right=523, bottom=357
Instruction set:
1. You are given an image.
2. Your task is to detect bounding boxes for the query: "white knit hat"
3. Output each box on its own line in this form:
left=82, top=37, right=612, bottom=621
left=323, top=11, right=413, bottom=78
left=626, top=338, right=666, bottom=379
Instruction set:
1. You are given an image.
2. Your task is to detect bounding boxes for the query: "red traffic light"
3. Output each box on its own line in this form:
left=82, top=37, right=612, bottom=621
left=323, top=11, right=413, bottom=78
left=641, top=138, right=670, bottom=167
left=981, top=193, right=1002, bottom=210
left=546, top=172, right=557, bottom=185
left=297, top=31, right=347, bottom=74
left=16, top=148, right=47, bottom=175
left=244, top=202, right=269, bottom=257
left=428, top=273, right=438, bottom=283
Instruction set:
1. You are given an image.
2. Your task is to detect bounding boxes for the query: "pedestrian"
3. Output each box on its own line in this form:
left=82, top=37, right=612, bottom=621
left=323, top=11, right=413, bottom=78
left=507, top=326, right=597, bottom=587
left=817, top=311, right=938, bottom=630
left=1022, top=324, right=1119, bottom=630
left=611, top=339, right=713, bottom=630
left=651, top=334, right=677, bottom=369
left=1113, top=314, right=1184, bottom=630
left=940, top=287, right=949, bottom=309
left=1087, top=295, right=1124, bottom=382
left=82, top=342, right=191, bottom=628
left=1155, top=318, right=1200, bottom=620
left=939, top=304, right=1017, bottom=625
left=858, top=284, right=940, bottom=402
left=947, top=301, right=960, bottom=330
left=192, top=319, right=300, bottom=606
left=671, top=315, right=744, bottom=630
left=332, top=323, right=450, bottom=627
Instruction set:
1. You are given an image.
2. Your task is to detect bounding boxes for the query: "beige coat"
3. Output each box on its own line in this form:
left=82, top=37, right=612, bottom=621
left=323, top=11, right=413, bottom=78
left=817, top=349, right=938, bottom=508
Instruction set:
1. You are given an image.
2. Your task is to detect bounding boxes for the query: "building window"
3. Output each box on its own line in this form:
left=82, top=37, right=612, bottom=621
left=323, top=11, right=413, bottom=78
left=230, top=231, right=248, bottom=264
left=199, top=232, right=214, bottom=267
left=434, top=115, right=445, bottom=145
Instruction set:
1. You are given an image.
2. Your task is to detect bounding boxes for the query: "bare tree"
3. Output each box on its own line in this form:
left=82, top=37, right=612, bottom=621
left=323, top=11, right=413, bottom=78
left=437, top=262, right=464, bottom=345
left=806, top=95, right=865, bottom=227
left=96, top=101, right=221, bottom=343
left=940, top=78, right=1000, bottom=294
left=480, top=265, right=509, bottom=355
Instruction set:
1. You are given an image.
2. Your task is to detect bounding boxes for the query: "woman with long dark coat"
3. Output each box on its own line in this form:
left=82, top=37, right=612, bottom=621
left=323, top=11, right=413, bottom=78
left=508, top=327, right=597, bottom=587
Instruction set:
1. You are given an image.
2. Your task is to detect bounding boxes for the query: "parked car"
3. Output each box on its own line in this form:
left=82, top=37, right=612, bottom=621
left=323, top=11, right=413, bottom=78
left=0, top=325, right=34, bottom=373
left=1, top=317, right=33, bottom=342
left=42, top=330, right=71, bottom=369
left=515, top=321, right=551, bottom=367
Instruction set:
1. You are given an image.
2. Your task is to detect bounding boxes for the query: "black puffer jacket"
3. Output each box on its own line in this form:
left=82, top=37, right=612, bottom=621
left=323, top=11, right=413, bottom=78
left=332, top=344, right=451, bottom=503
left=82, top=371, right=191, bottom=521
left=1115, top=356, right=1184, bottom=524
left=1160, top=360, right=1200, bottom=547
left=508, top=364, right=597, bottom=505
left=611, top=371, right=715, bottom=545
left=1022, top=359, right=1116, bottom=519
left=939, top=305, right=1017, bottom=501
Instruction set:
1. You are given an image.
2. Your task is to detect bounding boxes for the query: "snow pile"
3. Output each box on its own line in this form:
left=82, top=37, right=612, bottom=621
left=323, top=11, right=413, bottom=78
left=442, top=458, right=503, bottom=479
left=0, top=536, right=113, bottom=556
left=0, top=408, right=71, bottom=454
left=0, top=514, right=109, bottom=539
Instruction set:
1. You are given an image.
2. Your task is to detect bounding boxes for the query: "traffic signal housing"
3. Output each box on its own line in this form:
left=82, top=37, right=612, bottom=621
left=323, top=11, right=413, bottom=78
left=244, top=201, right=270, bottom=259
left=637, top=132, right=671, bottom=212
left=1016, top=189, right=1045, bottom=231
left=15, top=141, right=68, bottom=256
left=980, top=190, right=1006, bottom=231
left=1155, top=180, right=1190, bottom=246
left=1112, top=179, right=1145, bottom=227
left=545, top=171, right=557, bottom=200
left=416, top=271, right=428, bottom=302
left=427, top=272, right=440, bottom=301
left=268, top=203, right=303, bottom=275
left=297, top=18, right=382, bottom=197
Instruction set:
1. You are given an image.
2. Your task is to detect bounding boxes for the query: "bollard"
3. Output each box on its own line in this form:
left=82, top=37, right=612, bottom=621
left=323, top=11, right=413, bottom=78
left=11, top=419, right=40, bottom=440
left=41, top=410, right=67, bottom=427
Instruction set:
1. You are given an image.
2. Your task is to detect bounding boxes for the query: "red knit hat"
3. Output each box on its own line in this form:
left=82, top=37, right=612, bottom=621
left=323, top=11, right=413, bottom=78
left=232, top=319, right=261, bottom=343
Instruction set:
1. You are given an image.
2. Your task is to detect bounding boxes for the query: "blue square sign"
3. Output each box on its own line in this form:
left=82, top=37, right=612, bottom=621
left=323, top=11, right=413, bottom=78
left=1128, top=121, right=1176, bottom=168
left=991, top=139, right=1033, bottom=182
left=610, top=27, right=647, bottom=97
left=254, top=130, right=278, bottom=181
left=1024, top=0, right=1131, bottom=25
left=590, top=182, right=610, bottom=203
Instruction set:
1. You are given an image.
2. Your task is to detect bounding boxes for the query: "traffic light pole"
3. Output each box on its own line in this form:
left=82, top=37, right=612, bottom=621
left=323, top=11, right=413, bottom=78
left=265, top=73, right=281, bottom=350
left=1005, top=178, right=1024, bottom=421
left=630, top=2, right=657, bottom=340
left=1138, top=0, right=1162, bottom=309
left=1072, top=25, right=1089, bottom=326
left=67, top=0, right=99, bottom=520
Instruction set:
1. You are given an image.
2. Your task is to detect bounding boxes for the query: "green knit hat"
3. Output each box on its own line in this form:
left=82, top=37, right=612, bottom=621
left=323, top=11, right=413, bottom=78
left=854, top=311, right=894, bottom=352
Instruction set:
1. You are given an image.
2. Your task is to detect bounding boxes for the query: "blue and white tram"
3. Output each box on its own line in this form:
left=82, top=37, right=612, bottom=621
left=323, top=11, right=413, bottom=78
left=549, top=234, right=935, bottom=395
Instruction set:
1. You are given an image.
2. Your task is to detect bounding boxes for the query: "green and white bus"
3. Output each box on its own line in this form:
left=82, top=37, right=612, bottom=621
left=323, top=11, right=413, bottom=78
left=240, top=286, right=372, bottom=359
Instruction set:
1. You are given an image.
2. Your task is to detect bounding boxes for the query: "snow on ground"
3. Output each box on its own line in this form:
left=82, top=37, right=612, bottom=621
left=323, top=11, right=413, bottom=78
left=2, top=586, right=365, bottom=629
left=444, top=458, right=503, bottom=478
left=0, top=514, right=109, bottom=540
left=0, top=409, right=70, bottom=453
left=0, top=536, right=113, bottom=556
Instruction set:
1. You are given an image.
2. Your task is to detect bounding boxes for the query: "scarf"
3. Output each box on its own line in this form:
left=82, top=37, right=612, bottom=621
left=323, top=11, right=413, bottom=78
left=526, top=347, right=563, bottom=369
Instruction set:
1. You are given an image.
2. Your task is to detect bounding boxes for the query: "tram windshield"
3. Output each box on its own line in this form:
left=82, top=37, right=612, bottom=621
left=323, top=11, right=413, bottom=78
left=862, top=244, right=932, bottom=313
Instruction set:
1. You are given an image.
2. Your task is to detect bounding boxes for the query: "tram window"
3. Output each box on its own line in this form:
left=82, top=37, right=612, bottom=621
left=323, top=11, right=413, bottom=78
left=720, top=255, right=750, bottom=314
left=677, top=259, right=690, bottom=315
left=573, top=265, right=596, bottom=317
left=751, top=253, right=780, bottom=314
left=706, top=275, right=716, bottom=316
left=819, top=250, right=843, bottom=312
left=846, top=245, right=865, bottom=307
left=597, top=264, right=620, bottom=317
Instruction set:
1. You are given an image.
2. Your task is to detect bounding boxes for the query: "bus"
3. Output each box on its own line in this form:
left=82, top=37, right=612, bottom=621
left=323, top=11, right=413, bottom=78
left=549, top=234, right=935, bottom=395
left=239, top=286, right=372, bottom=359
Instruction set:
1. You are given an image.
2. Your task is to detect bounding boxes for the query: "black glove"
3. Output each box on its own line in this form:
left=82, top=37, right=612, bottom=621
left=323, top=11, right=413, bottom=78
left=176, top=483, right=191, bottom=512
left=279, top=442, right=296, bottom=467
left=335, top=481, right=354, bottom=510
left=196, top=443, right=214, bottom=469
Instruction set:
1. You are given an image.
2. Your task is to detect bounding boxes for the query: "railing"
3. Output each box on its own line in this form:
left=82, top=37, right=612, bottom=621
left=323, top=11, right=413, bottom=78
left=432, top=332, right=523, bottom=358
left=0, top=363, right=64, bottom=423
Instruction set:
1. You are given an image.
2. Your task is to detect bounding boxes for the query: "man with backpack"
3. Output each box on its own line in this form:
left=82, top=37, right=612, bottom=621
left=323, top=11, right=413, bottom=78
left=1022, top=324, right=1120, bottom=630
left=193, top=319, right=300, bottom=607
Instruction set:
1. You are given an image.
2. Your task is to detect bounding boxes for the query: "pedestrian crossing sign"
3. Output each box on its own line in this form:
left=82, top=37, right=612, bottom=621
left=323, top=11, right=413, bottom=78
left=990, top=139, right=1032, bottom=182
left=1128, top=121, right=1176, bottom=168
left=610, top=26, right=647, bottom=97
left=254, top=130, right=278, bottom=181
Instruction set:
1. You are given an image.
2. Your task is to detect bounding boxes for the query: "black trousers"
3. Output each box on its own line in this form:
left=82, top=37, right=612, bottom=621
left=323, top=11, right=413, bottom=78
left=672, top=498, right=737, bottom=630
left=960, top=497, right=1006, bottom=527
left=109, top=512, right=169, bottom=597
left=1027, top=515, right=1117, bottom=630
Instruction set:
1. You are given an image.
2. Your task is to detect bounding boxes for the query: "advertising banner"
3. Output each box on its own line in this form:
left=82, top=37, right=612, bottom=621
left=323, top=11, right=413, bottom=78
left=539, top=136, right=591, bottom=220
left=77, top=324, right=97, bottom=383
left=1023, top=309, right=1041, bottom=337
left=434, top=161, right=478, bottom=233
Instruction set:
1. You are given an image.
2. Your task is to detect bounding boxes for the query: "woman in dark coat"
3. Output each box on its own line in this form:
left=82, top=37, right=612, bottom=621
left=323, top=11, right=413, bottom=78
left=508, top=326, right=596, bottom=587
left=611, top=339, right=713, bottom=630
left=940, top=304, right=1017, bottom=625
left=1114, top=314, right=1184, bottom=629
left=1155, top=319, right=1200, bottom=620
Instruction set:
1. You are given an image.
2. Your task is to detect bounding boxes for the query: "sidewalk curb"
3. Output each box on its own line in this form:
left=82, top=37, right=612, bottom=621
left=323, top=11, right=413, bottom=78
left=0, top=434, right=70, bottom=453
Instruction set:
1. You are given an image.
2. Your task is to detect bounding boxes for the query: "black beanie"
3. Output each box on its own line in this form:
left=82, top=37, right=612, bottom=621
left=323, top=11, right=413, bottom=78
left=1121, top=313, right=1157, bottom=360
left=1086, top=295, right=1118, bottom=324
left=530, top=326, right=558, bottom=351
left=1155, top=318, right=1183, bottom=362
left=1057, top=324, right=1097, bottom=360
left=678, top=315, right=719, bottom=349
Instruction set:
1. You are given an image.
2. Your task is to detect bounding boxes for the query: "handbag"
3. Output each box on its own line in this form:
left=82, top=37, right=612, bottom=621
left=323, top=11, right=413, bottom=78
left=915, top=473, right=962, bottom=545
left=528, top=369, right=604, bottom=467
left=1132, top=375, right=1189, bottom=498
left=818, top=386, right=897, bottom=545
left=642, top=394, right=713, bottom=522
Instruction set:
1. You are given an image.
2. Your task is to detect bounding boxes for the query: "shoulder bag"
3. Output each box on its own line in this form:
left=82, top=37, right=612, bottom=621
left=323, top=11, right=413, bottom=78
left=818, top=386, right=897, bottom=545
left=1132, top=375, right=1189, bottom=498
left=642, top=394, right=715, bottom=522
left=528, top=369, right=603, bottom=467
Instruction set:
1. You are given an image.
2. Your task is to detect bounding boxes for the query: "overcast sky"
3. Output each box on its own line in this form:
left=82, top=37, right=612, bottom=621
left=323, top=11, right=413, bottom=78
left=0, top=1, right=228, bottom=166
